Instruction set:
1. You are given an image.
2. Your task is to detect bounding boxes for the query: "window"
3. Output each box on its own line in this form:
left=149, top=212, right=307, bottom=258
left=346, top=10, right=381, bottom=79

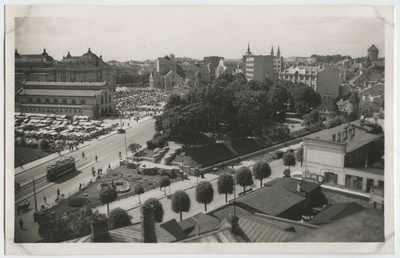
left=345, top=175, right=363, bottom=190
left=37, top=98, right=42, bottom=103
left=63, top=99, right=67, bottom=104
left=54, top=99, right=59, bottom=104
left=28, top=98, right=33, bottom=103
left=71, top=100, right=77, bottom=104
left=324, top=172, right=338, bottom=185
left=45, top=99, right=50, bottom=103
left=81, top=100, right=86, bottom=105
left=101, top=96, right=104, bottom=104
left=109, top=95, right=111, bottom=103
left=105, top=92, right=108, bottom=103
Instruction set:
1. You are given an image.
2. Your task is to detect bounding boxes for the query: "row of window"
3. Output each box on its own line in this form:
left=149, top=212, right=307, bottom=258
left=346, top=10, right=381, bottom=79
left=28, top=98, right=86, bottom=105
left=21, top=107, right=81, bottom=113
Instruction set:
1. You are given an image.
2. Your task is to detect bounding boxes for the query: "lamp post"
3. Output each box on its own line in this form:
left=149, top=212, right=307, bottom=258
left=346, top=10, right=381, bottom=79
left=124, top=130, right=128, bottom=157
left=32, top=178, right=38, bottom=212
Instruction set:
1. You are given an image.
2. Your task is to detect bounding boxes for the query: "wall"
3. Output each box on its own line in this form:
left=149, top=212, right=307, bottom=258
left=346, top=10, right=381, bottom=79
left=317, top=65, right=340, bottom=98
left=304, top=139, right=345, bottom=168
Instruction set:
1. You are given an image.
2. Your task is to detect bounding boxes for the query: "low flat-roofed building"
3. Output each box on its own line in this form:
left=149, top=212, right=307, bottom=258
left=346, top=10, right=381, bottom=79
left=303, top=120, right=384, bottom=193
left=15, top=81, right=116, bottom=119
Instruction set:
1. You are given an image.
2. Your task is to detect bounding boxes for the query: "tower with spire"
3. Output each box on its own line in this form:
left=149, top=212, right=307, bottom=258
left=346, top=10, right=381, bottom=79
left=277, top=46, right=281, bottom=57
left=270, top=46, right=274, bottom=56
left=245, top=43, right=252, bottom=56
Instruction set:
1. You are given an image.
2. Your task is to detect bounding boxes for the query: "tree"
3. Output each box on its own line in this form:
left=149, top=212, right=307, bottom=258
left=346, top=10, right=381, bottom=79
left=171, top=190, right=191, bottom=221
left=252, top=160, right=271, bottom=188
left=99, top=186, right=118, bottom=215
left=195, top=181, right=214, bottom=212
left=217, top=173, right=234, bottom=203
left=144, top=198, right=164, bottom=223
left=236, top=166, right=253, bottom=193
left=283, top=152, right=296, bottom=170
left=128, top=143, right=142, bottom=154
left=134, top=184, right=145, bottom=204
left=291, top=84, right=321, bottom=114
left=296, top=146, right=304, bottom=167
left=325, top=119, right=337, bottom=129
left=108, top=208, right=131, bottom=229
left=164, top=94, right=188, bottom=110
left=40, top=139, right=49, bottom=150
left=158, top=176, right=171, bottom=196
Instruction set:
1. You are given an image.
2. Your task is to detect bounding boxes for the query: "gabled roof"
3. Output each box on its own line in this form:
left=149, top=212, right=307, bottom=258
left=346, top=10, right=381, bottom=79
left=160, top=219, right=187, bottom=241
left=348, top=91, right=360, bottom=104
left=265, top=177, right=320, bottom=194
left=318, top=95, right=339, bottom=112
left=309, top=202, right=365, bottom=225
left=236, top=185, right=306, bottom=216
left=368, top=44, right=379, bottom=51
left=359, top=99, right=381, bottom=109
left=360, top=83, right=384, bottom=96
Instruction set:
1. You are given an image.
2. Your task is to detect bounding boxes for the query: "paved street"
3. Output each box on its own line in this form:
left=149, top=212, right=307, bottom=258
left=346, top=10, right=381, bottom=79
left=13, top=116, right=155, bottom=243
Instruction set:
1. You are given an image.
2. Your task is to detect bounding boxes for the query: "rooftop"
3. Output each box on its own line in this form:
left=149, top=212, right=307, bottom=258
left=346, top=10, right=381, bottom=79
left=309, top=202, right=365, bottom=225
left=303, top=122, right=381, bottom=153
left=23, top=81, right=107, bottom=87
left=368, top=44, right=379, bottom=51
left=360, top=83, right=384, bottom=96
left=265, top=177, right=321, bottom=194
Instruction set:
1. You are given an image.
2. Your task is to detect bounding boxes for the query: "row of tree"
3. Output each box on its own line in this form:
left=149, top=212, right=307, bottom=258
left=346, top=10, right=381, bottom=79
left=116, top=72, right=150, bottom=86
left=155, top=74, right=321, bottom=146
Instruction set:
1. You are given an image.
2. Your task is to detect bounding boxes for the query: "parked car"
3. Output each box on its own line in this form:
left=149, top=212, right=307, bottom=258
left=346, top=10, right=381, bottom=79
left=272, top=150, right=284, bottom=159
left=117, top=128, right=125, bottom=134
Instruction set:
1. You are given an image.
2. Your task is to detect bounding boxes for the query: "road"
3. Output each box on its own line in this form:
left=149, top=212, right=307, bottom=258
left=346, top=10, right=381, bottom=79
left=14, top=117, right=156, bottom=243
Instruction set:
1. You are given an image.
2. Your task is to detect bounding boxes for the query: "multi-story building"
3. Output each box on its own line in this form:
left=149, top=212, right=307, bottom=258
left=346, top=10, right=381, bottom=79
left=14, top=49, right=58, bottom=91
left=149, top=70, right=183, bottom=91
left=203, top=56, right=223, bottom=76
left=283, top=56, right=317, bottom=66
left=56, top=48, right=116, bottom=91
left=302, top=120, right=384, bottom=193
left=280, top=64, right=341, bottom=98
left=15, top=81, right=115, bottom=119
left=107, top=60, right=140, bottom=77
left=244, top=55, right=274, bottom=81
left=215, top=58, right=240, bottom=78
left=156, top=54, right=177, bottom=75
left=273, top=46, right=284, bottom=77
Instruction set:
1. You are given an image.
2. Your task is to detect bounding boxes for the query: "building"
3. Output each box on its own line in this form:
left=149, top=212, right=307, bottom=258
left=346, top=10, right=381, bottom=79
left=244, top=55, right=274, bottom=81
left=302, top=120, right=384, bottom=193
left=215, top=58, right=240, bottom=78
left=56, top=48, right=116, bottom=91
left=203, top=56, right=223, bottom=76
left=280, top=64, right=341, bottom=98
left=14, top=49, right=58, bottom=91
left=15, top=81, right=115, bottom=119
left=241, top=43, right=254, bottom=75
left=156, top=54, right=177, bottom=75
left=367, top=44, right=379, bottom=61
left=107, top=60, right=140, bottom=77
left=149, top=70, right=182, bottom=91
left=283, top=56, right=317, bottom=66
left=273, top=46, right=284, bottom=76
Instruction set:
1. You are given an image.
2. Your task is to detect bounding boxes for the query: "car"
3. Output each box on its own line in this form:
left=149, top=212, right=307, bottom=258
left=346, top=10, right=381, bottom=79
left=272, top=150, right=284, bottom=159
left=117, top=128, right=125, bottom=134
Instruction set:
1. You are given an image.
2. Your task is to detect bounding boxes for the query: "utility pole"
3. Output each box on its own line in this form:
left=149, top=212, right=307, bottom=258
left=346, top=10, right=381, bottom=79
left=32, top=178, right=38, bottom=212
left=124, top=130, right=128, bottom=157
left=233, top=171, right=236, bottom=217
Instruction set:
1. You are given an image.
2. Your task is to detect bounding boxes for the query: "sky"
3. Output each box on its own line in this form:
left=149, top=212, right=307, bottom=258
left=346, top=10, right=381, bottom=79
left=12, top=5, right=386, bottom=62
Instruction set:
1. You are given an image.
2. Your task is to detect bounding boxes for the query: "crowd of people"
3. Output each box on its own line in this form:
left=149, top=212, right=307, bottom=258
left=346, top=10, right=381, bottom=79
left=115, top=89, right=170, bottom=120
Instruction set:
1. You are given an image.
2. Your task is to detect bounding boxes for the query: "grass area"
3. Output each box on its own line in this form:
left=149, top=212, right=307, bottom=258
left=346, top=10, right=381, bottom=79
left=49, top=165, right=179, bottom=215
left=14, top=147, right=52, bottom=168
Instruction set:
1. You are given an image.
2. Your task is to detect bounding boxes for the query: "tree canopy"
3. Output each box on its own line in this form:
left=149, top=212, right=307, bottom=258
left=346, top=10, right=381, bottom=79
left=236, top=166, right=253, bottom=193
left=171, top=190, right=191, bottom=221
left=158, top=176, right=171, bottom=196
left=99, top=186, right=118, bottom=215
left=144, top=198, right=164, bottom=223
left=252, top=160, right=272, bottom=188
left=108, top=208, right=131, bottom=229
left=283, top=152, right=296, bottom=170
left=217, top=173, right=234, bottom=203
left=195, top=181, right=214, bottom=211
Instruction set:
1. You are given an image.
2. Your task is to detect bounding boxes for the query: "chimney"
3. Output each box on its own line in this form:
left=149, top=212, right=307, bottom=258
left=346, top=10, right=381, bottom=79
left=342, top=130, right=347, bottom=141
left=352, top=125, right=356, bottom=136
left=227, top=213, right=240, bottom=234
left=91, top=218, right=109, bottom=242
left=332, top=134, right=336, bottom=141
left=100, top=55, right=102, bottom=60
left=296, top=181, right=302, bottom=192
left=348, top=127, right=352, bottom=137
left=337, top=132, right=341, bottom=142
left=141, top=205, right=157, bottom=243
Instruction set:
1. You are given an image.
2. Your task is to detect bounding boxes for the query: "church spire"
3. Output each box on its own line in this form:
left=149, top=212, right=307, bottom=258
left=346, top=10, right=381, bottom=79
left=270, top=46, right=274, bottom=56
left=277, top=45, right=281, bottom=57
left=248, top=43, right=250, bottom=53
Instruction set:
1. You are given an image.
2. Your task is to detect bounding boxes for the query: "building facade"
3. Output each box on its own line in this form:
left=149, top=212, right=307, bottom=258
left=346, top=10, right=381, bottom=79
left=15, top=81, right=115, bottom=119
left=244, top=55, right=274, bottom=81
left=367, top=44, right=379, bottom=61
left=302, top=121, right=383, bottom=193
left=280, top=65, right=340, bottom=98
left=157, top=54, right=177, bottom=75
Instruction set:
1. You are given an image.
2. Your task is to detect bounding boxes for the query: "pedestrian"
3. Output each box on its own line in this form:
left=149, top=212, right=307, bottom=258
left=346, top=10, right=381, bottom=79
left=57, top=188, right=60, bottom=196
left=19, top=219, right=24, bottom=229
left=128, top=122, right=130, bottom=126
left=119, top=151, right=121, bottom=158
left=43, top=196, right=47, bottom=204
left=79, top=183, right=82, bottom=190
left=95, top=156, right=98, bottom=162
left=82, top=151, right=85, bottom=159
left=231, top=162, right=234, bottom=169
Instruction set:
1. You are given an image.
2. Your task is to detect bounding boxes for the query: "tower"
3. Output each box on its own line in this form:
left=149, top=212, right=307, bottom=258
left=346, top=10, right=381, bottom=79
left=245, top=43, right=252, bottom=56
left=347, top=91, right=360, bottom=115
left=367, top=44, right=379, bottom=61
left=270, top=46, right=274, bottom=56
left=277, top=46, right=281, bottom=57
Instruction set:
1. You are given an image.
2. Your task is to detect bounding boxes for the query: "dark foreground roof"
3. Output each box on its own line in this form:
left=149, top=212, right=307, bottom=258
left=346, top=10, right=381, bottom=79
left=309, top=202, right=365, bottom=225
left=265, top=177, right=320, bottom=194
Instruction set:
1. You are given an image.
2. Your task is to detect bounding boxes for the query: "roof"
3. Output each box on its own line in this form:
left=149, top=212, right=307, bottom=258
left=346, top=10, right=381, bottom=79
left=303, top=122, right=381, bottom=153
left=368, top=44, right=379, bottom=51
left=367, top=72, right=384, bottom=82
left=66, top=222, right=176, bottom=243
left=159, top=219, right=187, bottom=241
left=293, top=209, right=384, bottom=242
left=181, top=222, right=246, bottom=243
left=178, top=213, right=220, bottom=237
left=265, top=177, right=320, bottom=194
left=18, top=88, right=103, bottom=97
left=236, top=185, right=306, bottom=216
left=309, top=202, right=365, bottom=225
left=318, top=95, right=339, bottom=112
left=348, top=91, right=360, bottom=103
left=359, top=99, right=381, bottom=109
left=360, top=83, right=384, bottom=96
left=23, top=81, right=106, bottom=87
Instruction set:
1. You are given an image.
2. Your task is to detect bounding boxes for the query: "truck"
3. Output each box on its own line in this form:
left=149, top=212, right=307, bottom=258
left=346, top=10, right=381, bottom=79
left=46, top=156, right=76, bottom=181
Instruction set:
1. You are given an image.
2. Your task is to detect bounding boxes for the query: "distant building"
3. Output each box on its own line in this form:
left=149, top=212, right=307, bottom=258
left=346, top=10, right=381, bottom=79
left=273, top=46, right=284, bottom=77
left=15, top=81, right=115, bottom=118
left=367, top=44, right=379, bottom=61
left=244, top=55, right=274, bottom=81
left=156, top=54, right=177, bottom=75
left=283, top=56, right=317, bottom=66
left=149, top=70, right=182, bottom=91
left=107, top=60, right=140, bottom=77
left=280, top=64, right=341, bottom=98
left=215, top=58, right=240, bottom=78
left=56, top=48, right=116, bottom=91
left=203, top=56, right=223, bottom=76
left=303, top=120, right=384, bottom=193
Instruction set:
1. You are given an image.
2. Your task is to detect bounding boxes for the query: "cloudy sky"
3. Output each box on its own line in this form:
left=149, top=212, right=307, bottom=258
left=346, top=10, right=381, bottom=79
left=12, top=5, right=386, bottom=62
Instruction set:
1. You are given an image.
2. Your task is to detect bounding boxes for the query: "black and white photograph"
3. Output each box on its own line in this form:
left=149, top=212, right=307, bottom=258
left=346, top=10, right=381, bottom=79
left=4, top=3, right=396, bottom=255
